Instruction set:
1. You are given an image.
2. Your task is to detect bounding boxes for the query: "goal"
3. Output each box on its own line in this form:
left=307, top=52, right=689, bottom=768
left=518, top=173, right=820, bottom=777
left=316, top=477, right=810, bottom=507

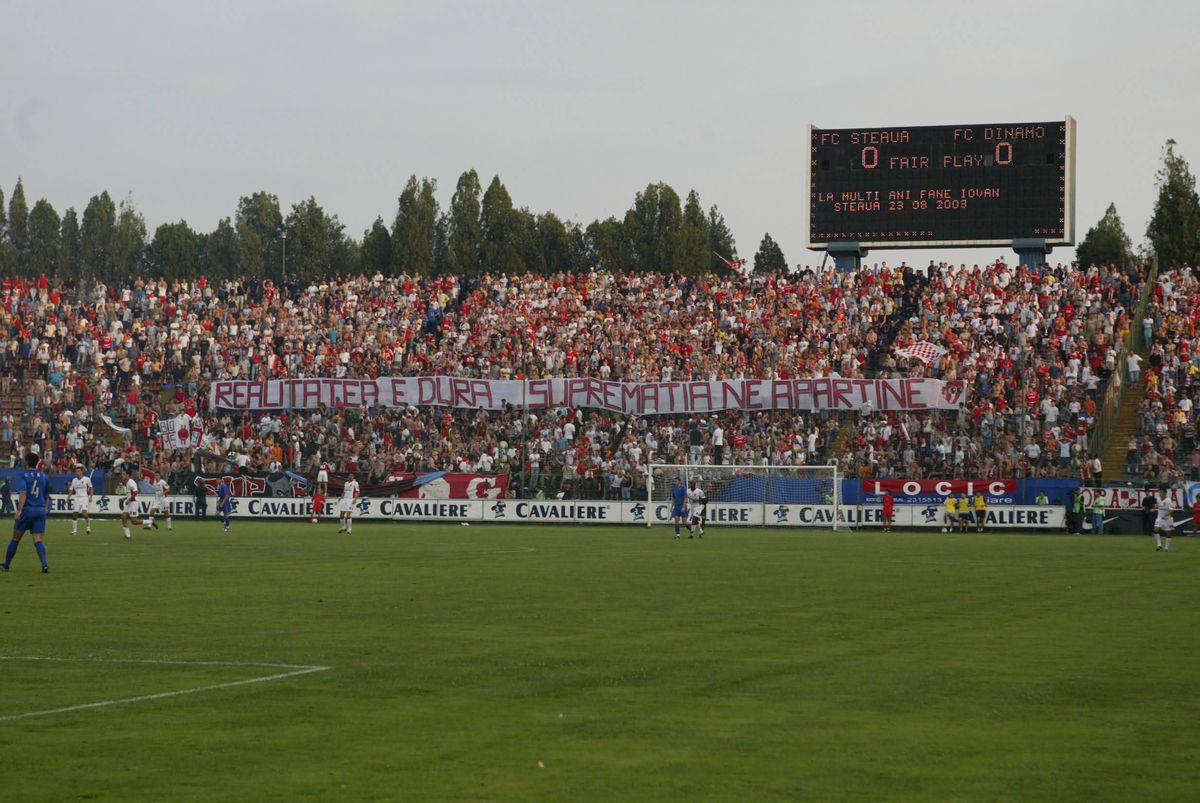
left=645, top=463, right=842, bottom=529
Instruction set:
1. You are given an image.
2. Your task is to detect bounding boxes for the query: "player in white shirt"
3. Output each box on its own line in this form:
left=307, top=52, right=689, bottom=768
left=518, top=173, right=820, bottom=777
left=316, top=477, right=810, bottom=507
left=144, top=477, right=172, bottom=531
left=338, top=477, right=360, bottom=534
left=687, top=480, right=707, bottom=538
left=70, top=465, right=94, bottom=534
left=317, top=463, right=330, bottom=495
left=121, top=469, right=143, bottom=540
left=1154, top=492, right=1176, bottom=551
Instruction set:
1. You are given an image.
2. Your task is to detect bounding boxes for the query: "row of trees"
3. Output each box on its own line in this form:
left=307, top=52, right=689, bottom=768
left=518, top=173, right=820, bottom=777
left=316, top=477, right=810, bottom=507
left=1074, top=139, right=1200, bottom=269
left=4, top=138, right=1195, bottom=281
left=0, top=173, right=773, bottom=282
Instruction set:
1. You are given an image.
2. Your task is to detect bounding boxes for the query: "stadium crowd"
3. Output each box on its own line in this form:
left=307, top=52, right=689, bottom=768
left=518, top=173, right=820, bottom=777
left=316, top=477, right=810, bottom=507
left=0, top=259, right=1164, bottom=497
left=1126, top=267, right=1200, bottom=484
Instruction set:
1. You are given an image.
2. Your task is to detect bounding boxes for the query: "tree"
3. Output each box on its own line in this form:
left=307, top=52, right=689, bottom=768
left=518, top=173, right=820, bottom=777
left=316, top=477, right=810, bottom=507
left=479, top=175, right=522, bottom=274
left=360, top=217, right=393, bottom=274
left=431, top=213, right=450, bottom=275
left=565, top=220, right=589, bottom=273
left=236, top=220, right=264, bottom=277
left=329, top=222, right=360, bottom=277
left=147, top=221, right=201, bottom=278
left=621, top=182, right=683, bottom=272
left=585, top=217, right=624, bottom=270
left=110, top=198, right=147, bottom=279
left=1075, top=203, right=1133, bottom=269
left=59, top=207, right=82, bottom=279
left=203, top=217, right=239, bottom=278
left=0, top=185, right=11, bottom=276
left=284, top=196, right=350, bottom=282
left=391, top=176, right=439, bottom=275
left=8, top=178, right=29, bottom=267
left=26, top=199, right=61, bottom=276
left=513, top=207, right=544, bottom=274
left=680, top=190, right=709, bottom=275
left=653, top=184, right=684, bottom=272
left=447, top=169, right=483, bottom=275
left=1146, top=139, right=1200, bottom=268
left=753, top=232, right=786, bottom=272
left=80, top=191, right=117, bottom=279
left=707, top=205, right=737, bottom=273
left=236, top=192, right=284, bottom=280
left=535, top=212, right=574, bottom=274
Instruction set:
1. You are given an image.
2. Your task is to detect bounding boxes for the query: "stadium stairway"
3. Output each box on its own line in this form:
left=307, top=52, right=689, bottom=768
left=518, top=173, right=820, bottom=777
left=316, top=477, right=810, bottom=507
left=0, top=376, right=26, bottom=465
left=1101, top=378, right=1142, bottom=483
left=830, top=409, right=858, bottom=467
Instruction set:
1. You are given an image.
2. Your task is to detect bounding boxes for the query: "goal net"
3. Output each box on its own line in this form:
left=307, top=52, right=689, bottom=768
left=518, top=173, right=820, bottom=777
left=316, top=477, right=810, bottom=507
left=645, top=463, right=841, bottom=529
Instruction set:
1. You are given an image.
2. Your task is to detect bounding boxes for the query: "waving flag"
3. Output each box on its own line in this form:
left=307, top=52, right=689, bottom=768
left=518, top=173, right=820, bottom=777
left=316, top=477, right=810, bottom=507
left=894, top=341, right=948, bottom=363
left=100, top=414, right=131, bottom=434
left=715, top=252, right=748, bottom=273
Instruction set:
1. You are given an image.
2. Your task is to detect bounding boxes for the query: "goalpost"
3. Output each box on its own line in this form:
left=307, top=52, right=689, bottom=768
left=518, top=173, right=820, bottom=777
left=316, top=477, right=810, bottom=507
left=645, top=462, right=842, bottom=529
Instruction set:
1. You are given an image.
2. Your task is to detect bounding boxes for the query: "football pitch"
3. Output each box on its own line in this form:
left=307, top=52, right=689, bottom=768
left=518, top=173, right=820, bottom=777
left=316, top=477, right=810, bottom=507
left=1, top=520, right=1197, bottom=802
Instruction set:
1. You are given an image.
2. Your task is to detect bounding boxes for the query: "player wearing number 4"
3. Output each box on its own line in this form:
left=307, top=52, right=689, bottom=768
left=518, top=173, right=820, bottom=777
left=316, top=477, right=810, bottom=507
left=70, top=465, right=93, bottom=534
left=3, top=453, right=50, bottom=573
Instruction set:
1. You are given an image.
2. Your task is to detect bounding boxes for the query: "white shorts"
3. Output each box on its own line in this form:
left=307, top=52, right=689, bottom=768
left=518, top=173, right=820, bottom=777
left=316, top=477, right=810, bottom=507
left=317, top=470, right=329, bottom=484
left=1155, top=516, right=1174, bottom=531
left=152, top=498, right=169, bottom=513
left=339, top=498, right=355, bottom=514
left=72, top=497, right=90, bottom=513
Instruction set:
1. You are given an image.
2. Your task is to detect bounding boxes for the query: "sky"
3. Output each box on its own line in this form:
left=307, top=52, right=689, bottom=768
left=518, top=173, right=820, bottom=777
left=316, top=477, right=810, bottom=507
left=3, top=0, right=1199, bottom=271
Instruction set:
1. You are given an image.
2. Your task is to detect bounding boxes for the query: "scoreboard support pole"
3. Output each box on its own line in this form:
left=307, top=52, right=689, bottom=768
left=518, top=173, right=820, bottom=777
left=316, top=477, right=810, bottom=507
left=1012, top=238, right=1051, bottom=270
left=826, top=241, right=866, bottom=272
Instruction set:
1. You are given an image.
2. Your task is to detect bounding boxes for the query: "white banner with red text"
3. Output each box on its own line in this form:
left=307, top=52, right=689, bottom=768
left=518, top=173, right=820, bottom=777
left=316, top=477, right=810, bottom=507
left=1073, top=485, right=1192, bottom=511
left=208, top=376, right=968, bottom=413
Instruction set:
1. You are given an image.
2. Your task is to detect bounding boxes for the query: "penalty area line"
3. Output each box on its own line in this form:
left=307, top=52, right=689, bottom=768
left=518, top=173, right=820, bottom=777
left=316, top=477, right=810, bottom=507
left=0, top=657, right=332, bottom=722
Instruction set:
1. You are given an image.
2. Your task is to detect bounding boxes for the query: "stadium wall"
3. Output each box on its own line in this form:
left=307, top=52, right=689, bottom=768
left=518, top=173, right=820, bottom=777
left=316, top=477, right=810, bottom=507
left=42, top=495, right=1066, bottom=529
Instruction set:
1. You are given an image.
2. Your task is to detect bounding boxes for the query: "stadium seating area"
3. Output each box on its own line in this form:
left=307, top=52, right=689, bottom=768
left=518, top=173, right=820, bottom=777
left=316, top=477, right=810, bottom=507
left=1127, top=267, right=1200, bottom=484
left=0, top=260, right=1176, bottom=496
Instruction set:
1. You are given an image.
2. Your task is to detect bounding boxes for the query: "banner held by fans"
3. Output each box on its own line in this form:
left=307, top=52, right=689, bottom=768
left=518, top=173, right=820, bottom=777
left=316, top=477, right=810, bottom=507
left=209, top=376, right=967, bottom=413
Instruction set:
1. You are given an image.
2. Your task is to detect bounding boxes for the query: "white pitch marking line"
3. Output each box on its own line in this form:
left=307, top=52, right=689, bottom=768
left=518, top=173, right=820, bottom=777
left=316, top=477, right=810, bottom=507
left=0, top=656, right=332, bottom=722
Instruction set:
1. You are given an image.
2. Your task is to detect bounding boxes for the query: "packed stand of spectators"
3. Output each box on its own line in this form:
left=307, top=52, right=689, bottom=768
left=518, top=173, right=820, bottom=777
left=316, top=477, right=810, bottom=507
left=847, top=260, right=1145, bottom=481
left=0, top=261, right=1146, bottom=498
left=1125, top=267, right=1200, bottom=485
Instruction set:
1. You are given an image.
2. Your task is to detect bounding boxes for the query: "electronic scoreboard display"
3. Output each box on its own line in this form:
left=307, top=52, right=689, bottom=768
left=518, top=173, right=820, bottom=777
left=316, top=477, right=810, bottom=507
left=807, top=117, right=1075, bottom=249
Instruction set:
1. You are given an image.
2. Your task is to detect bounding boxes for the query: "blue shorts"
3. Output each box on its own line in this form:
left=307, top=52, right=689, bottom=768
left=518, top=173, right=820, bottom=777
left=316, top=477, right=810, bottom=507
left=672, top=504, right=688, bottom=519
left=15, top=509, right=47, bottom=535
left=218, top=501, right=233, bottom=515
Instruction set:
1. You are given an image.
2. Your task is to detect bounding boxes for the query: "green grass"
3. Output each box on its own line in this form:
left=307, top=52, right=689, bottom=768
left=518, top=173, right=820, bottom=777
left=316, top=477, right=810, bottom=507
left=1, top=520, right=1198, bottom=802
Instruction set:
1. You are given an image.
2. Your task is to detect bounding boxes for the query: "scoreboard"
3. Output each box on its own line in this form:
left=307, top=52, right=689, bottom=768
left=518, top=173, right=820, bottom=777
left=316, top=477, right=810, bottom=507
left=807, top=117, right=1075, bottom=249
